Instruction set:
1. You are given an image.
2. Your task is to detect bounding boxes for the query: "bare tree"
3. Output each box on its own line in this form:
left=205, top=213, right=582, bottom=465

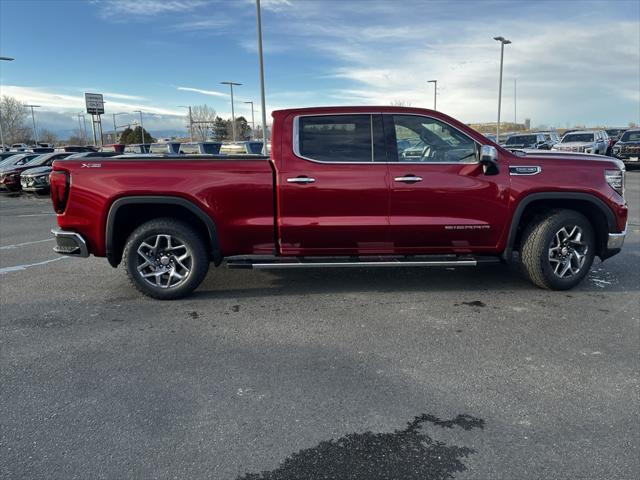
left=189, top=105, right=217, bottom=142
left=390, top=100, right=412, bottom=107
left=0, top=96, right=30, bottom=144
left=38, top=129, right=58, bottom=145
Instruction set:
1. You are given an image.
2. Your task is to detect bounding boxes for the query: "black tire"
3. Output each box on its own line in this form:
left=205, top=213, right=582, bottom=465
left=520, top=209, right=595, bottom=290
left=122, top=218, right=210, bottom=299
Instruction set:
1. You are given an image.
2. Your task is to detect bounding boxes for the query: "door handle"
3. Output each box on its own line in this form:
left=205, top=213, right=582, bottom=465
left=287, top=176, right=316, bottom=184
left=394, top=175, right=423, bottom=183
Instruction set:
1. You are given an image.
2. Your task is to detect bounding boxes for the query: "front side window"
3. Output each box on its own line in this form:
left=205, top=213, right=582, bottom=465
left=298, top=114, right=383, bottom=163
left=390, top=115, right=477, bottom=163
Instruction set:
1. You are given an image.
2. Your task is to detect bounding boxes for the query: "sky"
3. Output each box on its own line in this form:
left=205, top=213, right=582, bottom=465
left=0, top=0, right=639, bottom=138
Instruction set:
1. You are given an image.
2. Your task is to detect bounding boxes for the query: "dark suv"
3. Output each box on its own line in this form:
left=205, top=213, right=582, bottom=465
left=503, top=133, right=552, bottom=150
left=612, top=129, right=640, bottom=168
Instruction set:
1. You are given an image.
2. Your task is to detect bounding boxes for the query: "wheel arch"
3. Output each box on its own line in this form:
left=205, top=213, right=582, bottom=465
left=105, top=196, right=221, bottom=268
left=503, top=192, right=616, bottom=262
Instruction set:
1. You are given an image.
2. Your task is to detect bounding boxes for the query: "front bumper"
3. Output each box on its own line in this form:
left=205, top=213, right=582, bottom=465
left=52, top=229, right=89, bottom=257
left=607, top=224, right=627, bottom=250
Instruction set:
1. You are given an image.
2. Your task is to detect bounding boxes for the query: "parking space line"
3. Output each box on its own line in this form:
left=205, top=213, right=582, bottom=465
left=0, top=238, right=54, bottom=250
left=0, top=257, right=66, bottom=275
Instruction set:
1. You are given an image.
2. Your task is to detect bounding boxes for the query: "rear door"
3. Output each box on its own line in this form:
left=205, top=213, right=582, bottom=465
left=385, top=113, right=511, bottom=253
left=277, top=113, right=390, bottom=255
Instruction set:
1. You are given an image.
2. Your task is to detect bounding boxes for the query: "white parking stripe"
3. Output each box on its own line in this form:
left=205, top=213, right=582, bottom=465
left=0, top=257, right=66, bottom=275
left=0, top=238, right=54, bottom=250
left=16, top=213, right=56, bottom=217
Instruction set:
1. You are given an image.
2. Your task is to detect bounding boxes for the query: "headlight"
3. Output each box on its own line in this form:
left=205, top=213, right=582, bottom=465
left=605, top=169, right=624, bottom=197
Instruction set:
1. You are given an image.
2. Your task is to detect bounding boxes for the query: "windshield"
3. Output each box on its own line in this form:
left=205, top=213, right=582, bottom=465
left=506, top=135, right=538, bottom=145
left=23, top=154, right=54, bottom=167
left=562, top=133, right=594, bottom=143
left=620, top=131, right=640, bottom=142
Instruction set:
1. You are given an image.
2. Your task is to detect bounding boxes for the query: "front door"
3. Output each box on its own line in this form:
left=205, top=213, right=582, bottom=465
left=385, top=114, right=510, bottom=253
left=277, top=113, right=390, bottom=255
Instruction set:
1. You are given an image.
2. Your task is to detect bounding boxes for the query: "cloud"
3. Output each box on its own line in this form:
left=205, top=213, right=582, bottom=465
left=177, top=86, right=228, bottom=98
left=94, top=0, right=210, bottom=18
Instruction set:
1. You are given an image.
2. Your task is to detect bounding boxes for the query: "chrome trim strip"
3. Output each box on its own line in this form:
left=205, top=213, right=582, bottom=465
left=250, top=259, right=477, bottom=269
left=51, top=229, right=89, bottom=257
left=607, top=223, right=627, bottom=249
left=509, top=165, right=542, bottom=176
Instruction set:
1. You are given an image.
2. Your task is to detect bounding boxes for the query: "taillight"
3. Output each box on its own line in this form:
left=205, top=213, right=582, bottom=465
left=50, top=170, right=70, bottom=213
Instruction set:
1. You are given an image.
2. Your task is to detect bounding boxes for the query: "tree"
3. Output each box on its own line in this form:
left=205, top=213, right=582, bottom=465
left=0, top=95, right=30, bottom=144
left=212, top=116, right=229, bottom=141
left=390, top=100, right=412, bottom=107
left=119, top=126, right=154, bottom=144
left=254, top=125, right=270, bottom=141
left=233, top=116, right=252, bottom=141
left=189, top=104, right=217, bottom=142
left=38, top=129, right=58, bottom=145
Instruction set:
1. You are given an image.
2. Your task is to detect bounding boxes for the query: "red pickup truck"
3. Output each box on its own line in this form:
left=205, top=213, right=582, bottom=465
left=50, top=106, right=628, bottom=299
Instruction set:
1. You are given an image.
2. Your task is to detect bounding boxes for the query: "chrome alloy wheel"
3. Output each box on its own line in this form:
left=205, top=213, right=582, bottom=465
left=548, top=225, right=588, bottom=278
left=136, top=234, right=192, bottom=288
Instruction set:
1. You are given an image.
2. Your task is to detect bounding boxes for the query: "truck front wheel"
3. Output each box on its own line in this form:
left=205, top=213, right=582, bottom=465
left=520, top=210, right=595, bottom=290
left=122, top=218, right=210, bottom=299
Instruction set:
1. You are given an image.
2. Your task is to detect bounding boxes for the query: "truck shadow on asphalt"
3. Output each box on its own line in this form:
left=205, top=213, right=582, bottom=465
left=237, top=413, right=485, bottom=480
left=195, top=263, right=533, bottom=299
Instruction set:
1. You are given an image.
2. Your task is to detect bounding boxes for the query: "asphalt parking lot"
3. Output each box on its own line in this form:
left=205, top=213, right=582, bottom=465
left=1, top=174, right=638, bottom=480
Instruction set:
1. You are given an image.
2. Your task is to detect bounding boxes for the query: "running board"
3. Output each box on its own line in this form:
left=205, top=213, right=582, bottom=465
left=225, top=255, right=499, bottom=270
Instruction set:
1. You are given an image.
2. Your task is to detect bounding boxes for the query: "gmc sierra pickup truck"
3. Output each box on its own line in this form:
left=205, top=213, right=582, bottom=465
left=50, top=106, right=628, bottom=299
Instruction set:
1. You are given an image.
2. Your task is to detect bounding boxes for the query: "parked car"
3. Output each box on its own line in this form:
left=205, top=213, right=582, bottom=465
left=219, top=141, right=265, bottom=155
left=552, top=130, right=609, bottom=155
left=50, top=106, right=627, bottom=299
left=10, top=143, right=29, bottom=152
left=0, top=152, right=18, bottom=162
left=612, top=128, right=640, bottom=168
left=149, top=142, right=181, bottom=155
left=65, top=151, right=121, bottom=159
left=100, top=144, right=125, bottom=153
left=26, top=147, right=55, bottom=153
left=605, top=128, right=626, bottom=142
left=179, top=142, right=222, bottom=155
left=0, top=153, right=46, bottom=191
left=503, top=133, right=553, bottom=150
left=537, top=131, right=560, bottom=145
left=484, top=134, right=497, bottom=142
left=123, top=143, right=150, bottom=154
left=20, top=153, right=73, bottom=193
left=56, top=145, right=98, bottom=153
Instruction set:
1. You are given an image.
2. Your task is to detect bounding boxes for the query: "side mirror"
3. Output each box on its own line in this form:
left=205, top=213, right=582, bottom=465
left=480, top=145, right=499, bottom=175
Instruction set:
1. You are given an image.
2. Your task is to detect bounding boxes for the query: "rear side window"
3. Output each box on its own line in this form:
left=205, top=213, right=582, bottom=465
left=297, top=114, right=381, bottom=163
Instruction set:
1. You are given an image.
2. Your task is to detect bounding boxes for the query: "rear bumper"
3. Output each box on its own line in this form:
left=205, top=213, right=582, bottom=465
left=51, top=229, right=89, bottom=257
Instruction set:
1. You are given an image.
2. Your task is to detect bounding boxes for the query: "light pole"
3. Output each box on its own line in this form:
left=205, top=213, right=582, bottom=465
left=0, top=56, right=15, bottom=150
left=221, top=81, right=242, bottom=142
left=256, top=0, right=268, bottom=153
left=427, top=79, right=437, bottom=110
left=494, top=36, right=511, bottom=141
left=112, top=112, right=127, bottom=143
left=514, top=78, right=517, bottom=128
left=178, top=105, right=194, bottom=142
left=133, top=110, right=144, bottom=144
left=244, top=101, right=255, bottom=139
left=25, top=104, right=40, bottom=145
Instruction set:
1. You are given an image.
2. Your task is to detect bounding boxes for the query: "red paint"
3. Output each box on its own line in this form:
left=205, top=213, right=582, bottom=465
left=53, top=106, right=628, bottom=261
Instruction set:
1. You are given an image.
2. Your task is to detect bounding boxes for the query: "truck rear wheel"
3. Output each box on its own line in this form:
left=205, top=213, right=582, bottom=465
left=520, top=210, right=595, bottom=290
left=122, top=218, right=209, bottom=299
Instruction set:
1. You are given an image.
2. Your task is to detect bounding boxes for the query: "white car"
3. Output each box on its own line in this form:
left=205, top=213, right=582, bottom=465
left=552, top=130, right=610, bottom=155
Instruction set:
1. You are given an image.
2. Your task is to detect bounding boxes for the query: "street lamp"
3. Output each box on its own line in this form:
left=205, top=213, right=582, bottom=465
left=494, top=36, right=511, bottom=141
left=25, top=104, right=40, bottom=145
left=0, top=56, right=15, bottom=150
left=178, top=105, right=194, bottom=142
left=427, top=80, right=437, bottom=111
left=244, top=101, right=255, bottom=139
left=133, top=110, right=144, bottom=144
left=112, top=112, right=127, bottom=143
left=256, top=0, right=268, bottom=153
left=220, top=81, right=242, bottom=142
